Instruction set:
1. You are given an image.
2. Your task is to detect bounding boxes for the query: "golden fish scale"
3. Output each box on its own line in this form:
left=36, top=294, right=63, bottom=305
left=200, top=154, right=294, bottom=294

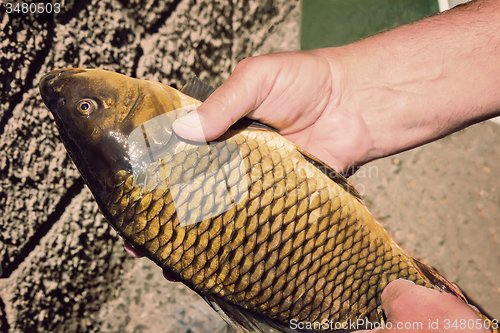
left=107, top=128, right=434, bottom=326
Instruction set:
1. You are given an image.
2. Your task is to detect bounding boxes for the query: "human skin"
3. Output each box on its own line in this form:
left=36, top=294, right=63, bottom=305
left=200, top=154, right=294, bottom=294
left=173, top=0, right=500, bottom=174
left=128, top=0, right=500, bottom=330
left=356, top=280, right=489, bottom=333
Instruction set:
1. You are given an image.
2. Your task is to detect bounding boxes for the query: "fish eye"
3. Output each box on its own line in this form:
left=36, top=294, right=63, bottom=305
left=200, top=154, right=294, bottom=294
left=76, top=99, right=97, bottom=116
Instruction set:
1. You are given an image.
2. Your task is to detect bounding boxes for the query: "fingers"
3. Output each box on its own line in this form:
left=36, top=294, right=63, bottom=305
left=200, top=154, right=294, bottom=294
left=380, top=279, right=489, bottom=333
left=162, top=270, right=179, bottom=282
left=124, top=241, right=179, bottom=282
left=172, top=56, right=278, bottom=141
left=124, top=241, right=143, bottom=258
left=379, top=279, right=418, bottom=316
left=348, top=281, right=420, bottom=333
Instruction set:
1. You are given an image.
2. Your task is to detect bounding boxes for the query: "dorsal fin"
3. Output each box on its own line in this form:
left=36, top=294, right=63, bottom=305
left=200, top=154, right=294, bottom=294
left=228, top=117, right=279, bottom=133
left=181, top=76, right=215, bottom=102
left=202, top=294, right=348, bottom=333
left=295, top=146, right=362, bottom=200
left=245, top=119, right=280, bottom=132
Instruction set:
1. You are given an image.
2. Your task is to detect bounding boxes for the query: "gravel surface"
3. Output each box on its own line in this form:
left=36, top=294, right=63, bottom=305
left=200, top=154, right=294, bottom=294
left=1, top=1, right=498, bottom=332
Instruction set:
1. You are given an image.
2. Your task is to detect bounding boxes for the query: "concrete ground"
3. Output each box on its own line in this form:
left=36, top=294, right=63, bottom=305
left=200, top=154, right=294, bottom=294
left=0, top=1, right=498, bottom=332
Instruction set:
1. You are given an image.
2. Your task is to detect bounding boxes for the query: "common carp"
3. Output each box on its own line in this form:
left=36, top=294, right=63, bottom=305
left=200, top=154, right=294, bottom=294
left=39, top=68, right=497, bottom=332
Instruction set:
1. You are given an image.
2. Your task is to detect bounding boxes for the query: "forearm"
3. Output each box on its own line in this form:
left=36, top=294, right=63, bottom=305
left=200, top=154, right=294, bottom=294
left=327, top=0, right=500, bottom=161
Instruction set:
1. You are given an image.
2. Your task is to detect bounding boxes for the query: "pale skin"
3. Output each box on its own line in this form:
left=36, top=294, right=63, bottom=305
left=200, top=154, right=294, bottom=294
left=127, top=0, right=500, bottom=331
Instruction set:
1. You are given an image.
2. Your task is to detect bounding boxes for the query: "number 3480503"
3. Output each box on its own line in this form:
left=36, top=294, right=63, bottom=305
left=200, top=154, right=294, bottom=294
left=5, top=3, right=61, bottom=14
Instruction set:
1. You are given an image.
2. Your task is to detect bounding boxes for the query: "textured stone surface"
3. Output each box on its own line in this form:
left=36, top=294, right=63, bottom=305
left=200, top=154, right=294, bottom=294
left=0, top=188, right=128, bottom=333
left=97, top=259, right=234, bottom=333
left=0, top=298, right=7, bottom=333
left=0, top=0, right=299, bottom=332
left=0, top=84, right=81, bottom=278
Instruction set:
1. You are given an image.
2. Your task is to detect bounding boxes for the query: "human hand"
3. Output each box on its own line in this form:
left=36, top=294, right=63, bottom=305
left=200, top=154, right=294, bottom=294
left=172, top=51, right=374, bottom=173
left=172, top=1, right=500, bottom=174
left=124, top=242, right=179, bottom=282
left=356, top=279, right=491, bottom=333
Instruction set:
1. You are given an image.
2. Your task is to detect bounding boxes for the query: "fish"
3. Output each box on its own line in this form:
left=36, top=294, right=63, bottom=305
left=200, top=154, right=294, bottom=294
left=39, top=68, right=498, bottom=332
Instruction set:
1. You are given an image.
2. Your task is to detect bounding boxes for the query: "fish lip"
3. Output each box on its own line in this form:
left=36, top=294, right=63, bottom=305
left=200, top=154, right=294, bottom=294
left=40, top=68, right=78, bottom=88
left=40, top=68, right=87, bottom=92
left=39, top=74, right=59, bottom=109
left=39, top=68, right=88, bottom=107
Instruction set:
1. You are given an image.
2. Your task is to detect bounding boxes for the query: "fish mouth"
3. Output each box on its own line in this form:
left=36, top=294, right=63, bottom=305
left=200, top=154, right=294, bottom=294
left=39, top=68, right=87, bottom=105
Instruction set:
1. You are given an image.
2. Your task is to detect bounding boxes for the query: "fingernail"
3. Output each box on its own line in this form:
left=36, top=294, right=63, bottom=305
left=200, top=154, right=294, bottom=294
left=386, top=279, right=416, bottom=288
left=172, top=111, right=206, bottom=141
left=174, top=111, right=202, bottom=128
left=381, top=279, right=416, bottom=299
left=163, top=269, right=180, bottom=282
left=398, top=279, right=416, bottom=285
left=468, top=304, right=480, bottom=313
left=124, top=242, right=143, bottom=258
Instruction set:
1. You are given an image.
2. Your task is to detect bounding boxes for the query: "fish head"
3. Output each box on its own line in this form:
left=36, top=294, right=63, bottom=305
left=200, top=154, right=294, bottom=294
left=39, top=68, right=200, bottom=206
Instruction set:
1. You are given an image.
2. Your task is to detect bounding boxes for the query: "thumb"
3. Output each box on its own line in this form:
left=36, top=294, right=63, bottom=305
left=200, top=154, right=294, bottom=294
left=172, top=57, right=276, bottom=141
left=353, top=280, right=419, bottom=333
left=379, top=279, right=418, bottom=317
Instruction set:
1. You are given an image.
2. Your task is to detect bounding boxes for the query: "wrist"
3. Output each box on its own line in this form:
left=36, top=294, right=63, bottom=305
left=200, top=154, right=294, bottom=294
left=327, top=2, right=500, bottom=163
left=309, top=48, right=378, bottom=168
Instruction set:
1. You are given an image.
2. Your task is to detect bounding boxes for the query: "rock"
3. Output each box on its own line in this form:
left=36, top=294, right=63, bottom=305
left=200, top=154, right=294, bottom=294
left=0, top=298, right=8, bottom=333
left=0, top=0, right=300, bottom=332
left=160, top=301, right=236, bottom=333
left=97, top=257, right=237, bottom=333
left=3, top=188, right=129, bottom=333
